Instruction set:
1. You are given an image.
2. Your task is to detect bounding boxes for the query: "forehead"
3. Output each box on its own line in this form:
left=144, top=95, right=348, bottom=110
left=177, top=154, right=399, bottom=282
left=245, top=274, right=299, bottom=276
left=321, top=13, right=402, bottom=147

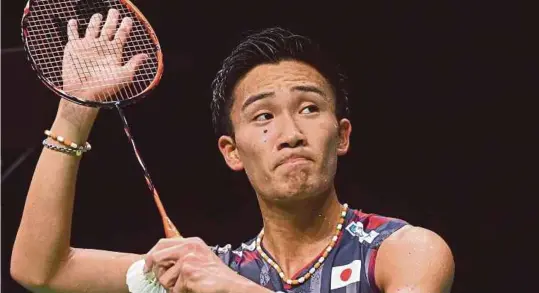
left=232, top=60, right=331, bottom=102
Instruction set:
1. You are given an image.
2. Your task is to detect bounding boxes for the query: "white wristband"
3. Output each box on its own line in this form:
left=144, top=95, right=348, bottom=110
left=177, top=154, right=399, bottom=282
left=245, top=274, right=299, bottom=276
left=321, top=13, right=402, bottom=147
left=126, top=259, right=167, bottom=293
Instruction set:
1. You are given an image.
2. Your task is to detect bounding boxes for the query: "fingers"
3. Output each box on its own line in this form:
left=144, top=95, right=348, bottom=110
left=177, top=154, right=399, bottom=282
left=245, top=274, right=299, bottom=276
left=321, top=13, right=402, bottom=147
left=143, top=237, right=183, bottom=273
left=85, top=13, right=103, bottom=39
left=159, top=253, right=203, bottom=291
left=145, top=244, right=184, bottom=273
left=84, top=9, right=131, bottom=42
left=152, top=259, right=176, bottom=285
left=114, top=16, right=133, bottom=47
left=157, top=260, right=184, bottom=289
left=147, top=238, right=184, bottom=255
left=143, top=237, right=207, bottom=273
left=67, top=19, right=79, bottom=41
left=101, top=9, right=120, bottom=41
left=171, top=257, right=200, bottom=293
left=123, top=53, right=148, bottom=75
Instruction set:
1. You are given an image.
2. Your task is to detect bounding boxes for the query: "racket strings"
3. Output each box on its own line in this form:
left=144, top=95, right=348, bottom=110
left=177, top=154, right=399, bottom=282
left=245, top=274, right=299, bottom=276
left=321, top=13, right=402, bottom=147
left=23, top=0, right=178, bottom=238
left=23, top=0, right=158, bottom=104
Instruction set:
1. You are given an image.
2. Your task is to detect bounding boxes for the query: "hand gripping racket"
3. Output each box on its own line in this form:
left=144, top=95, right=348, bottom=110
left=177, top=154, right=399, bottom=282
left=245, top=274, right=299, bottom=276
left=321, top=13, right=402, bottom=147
left=21, top=0, right=180, bottom=238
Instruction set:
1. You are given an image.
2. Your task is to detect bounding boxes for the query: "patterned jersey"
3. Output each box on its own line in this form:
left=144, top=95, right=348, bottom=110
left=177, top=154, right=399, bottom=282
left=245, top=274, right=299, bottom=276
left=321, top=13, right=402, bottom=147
left=210, top=207, right=408, bottom=293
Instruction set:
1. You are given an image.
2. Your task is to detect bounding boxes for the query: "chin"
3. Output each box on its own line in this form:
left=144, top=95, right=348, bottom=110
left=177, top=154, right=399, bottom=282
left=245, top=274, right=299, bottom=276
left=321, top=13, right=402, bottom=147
left=255, top=165, right=334, bottom=203
left=269, top=177, right=325, bottom=202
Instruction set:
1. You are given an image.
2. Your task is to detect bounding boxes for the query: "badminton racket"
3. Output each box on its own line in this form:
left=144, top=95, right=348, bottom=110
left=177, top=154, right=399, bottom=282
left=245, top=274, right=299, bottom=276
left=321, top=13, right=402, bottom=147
left=21, top=0, right=180, bottom=238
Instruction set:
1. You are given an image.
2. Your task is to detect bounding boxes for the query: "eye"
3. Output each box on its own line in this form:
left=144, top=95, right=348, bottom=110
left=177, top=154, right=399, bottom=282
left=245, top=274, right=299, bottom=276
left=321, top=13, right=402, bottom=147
left=300, top=105, right=319, bottom=114
left=254, top=113, right=273, bottom=122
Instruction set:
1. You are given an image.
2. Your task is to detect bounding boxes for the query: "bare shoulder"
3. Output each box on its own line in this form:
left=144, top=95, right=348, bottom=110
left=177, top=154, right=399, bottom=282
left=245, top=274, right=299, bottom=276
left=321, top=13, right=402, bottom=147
left=374, top=225, right=455, bottom=293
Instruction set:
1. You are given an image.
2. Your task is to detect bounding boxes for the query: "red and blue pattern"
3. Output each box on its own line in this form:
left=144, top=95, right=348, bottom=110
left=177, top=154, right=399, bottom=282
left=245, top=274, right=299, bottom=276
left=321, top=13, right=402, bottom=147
left=211, top=207, right=408, bottom=293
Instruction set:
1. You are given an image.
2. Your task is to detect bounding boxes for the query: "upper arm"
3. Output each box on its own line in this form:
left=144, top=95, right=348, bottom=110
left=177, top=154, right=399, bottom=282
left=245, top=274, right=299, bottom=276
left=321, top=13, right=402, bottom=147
left=29, top=248, right=143, bottom=293
left=374, top=225, right=455, bottom=293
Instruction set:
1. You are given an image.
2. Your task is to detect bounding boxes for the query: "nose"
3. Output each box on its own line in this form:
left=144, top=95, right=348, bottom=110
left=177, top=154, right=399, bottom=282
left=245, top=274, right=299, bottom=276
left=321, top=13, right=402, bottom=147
left=276, top=114, right=306, bottom=150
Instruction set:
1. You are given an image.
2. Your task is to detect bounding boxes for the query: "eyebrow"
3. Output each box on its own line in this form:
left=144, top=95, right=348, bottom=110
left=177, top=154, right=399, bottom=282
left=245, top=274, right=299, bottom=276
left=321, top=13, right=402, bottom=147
left=241, top=85, right=327, bottom=112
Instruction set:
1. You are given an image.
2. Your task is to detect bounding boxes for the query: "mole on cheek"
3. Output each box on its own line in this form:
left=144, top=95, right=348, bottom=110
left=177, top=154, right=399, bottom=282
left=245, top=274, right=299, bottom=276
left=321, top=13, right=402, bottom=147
left=262, top=129, right=268, bottom=143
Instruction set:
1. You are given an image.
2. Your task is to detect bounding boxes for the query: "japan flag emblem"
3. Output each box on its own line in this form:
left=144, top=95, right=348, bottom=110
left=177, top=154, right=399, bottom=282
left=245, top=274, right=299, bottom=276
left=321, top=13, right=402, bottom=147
left=330, top=260, right=361, bottom=290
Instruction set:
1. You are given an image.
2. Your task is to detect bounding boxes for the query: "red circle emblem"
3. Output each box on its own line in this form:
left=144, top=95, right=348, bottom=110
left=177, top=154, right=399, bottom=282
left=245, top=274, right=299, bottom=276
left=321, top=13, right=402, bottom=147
left=340, top=268, right=352, bottom=281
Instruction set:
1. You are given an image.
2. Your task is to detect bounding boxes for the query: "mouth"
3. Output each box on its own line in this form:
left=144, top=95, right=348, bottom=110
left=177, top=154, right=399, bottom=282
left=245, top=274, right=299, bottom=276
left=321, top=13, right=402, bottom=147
left=275, top=155, right=312, bottom=169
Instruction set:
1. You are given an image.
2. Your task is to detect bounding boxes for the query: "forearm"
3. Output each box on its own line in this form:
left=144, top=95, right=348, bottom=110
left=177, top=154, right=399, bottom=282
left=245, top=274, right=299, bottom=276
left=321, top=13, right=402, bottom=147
left=11, top=102, right=98, bottom=286
left=229, top=275, right=275, bottom=293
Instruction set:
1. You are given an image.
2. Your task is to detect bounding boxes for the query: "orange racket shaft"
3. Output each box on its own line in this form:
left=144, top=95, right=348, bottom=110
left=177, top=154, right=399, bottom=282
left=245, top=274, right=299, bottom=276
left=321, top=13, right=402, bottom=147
left=150, top=185, right=181, bottom=238
left=116, top=105, right=181, bottom=239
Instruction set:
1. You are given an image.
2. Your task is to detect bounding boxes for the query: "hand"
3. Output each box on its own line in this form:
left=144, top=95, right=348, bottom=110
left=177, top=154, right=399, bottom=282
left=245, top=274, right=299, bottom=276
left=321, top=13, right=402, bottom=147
left=144, top=237, right=268, bottom=293
left=62, top=8, right=147, bottom=100
left=55, top=8, right=148, bottom=133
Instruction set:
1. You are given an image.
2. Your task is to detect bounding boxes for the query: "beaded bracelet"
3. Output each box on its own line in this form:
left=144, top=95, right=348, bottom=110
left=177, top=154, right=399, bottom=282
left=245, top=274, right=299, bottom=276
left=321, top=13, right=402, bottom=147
left=44, top=129, right=91, bottom=152
left=42, top=139, right=83, bottom=156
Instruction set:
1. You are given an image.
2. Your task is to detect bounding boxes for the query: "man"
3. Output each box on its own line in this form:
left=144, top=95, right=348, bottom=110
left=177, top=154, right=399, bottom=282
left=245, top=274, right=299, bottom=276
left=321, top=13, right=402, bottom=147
left=11, top=9, right=454, bottom=293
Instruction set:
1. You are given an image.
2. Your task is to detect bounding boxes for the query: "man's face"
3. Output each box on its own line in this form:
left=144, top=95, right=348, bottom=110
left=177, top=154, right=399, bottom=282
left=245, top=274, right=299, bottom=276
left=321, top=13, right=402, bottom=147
left=218, top=60, right=351, bottom=202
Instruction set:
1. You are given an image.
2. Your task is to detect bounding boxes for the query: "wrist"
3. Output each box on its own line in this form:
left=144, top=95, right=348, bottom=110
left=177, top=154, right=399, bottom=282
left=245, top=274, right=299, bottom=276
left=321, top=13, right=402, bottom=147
left=51, top=114, right=95, bottom=146
left=53, top=99, right=99, bottom=142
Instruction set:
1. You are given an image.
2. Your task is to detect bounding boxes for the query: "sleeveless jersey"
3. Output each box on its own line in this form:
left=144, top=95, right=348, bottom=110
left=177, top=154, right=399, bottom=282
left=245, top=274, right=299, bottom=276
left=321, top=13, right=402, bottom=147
left=210, top=208, right=408, bottom=293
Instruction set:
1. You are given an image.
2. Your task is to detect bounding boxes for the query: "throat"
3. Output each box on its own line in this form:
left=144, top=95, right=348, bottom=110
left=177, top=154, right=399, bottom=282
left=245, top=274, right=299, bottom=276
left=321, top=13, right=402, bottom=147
left=256, top=202, right=348, bottom=282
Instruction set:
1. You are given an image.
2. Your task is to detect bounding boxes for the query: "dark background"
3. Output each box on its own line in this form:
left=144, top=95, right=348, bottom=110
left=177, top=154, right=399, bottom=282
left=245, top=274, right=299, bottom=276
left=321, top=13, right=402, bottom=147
left=2, top=1, right=533, bottom=292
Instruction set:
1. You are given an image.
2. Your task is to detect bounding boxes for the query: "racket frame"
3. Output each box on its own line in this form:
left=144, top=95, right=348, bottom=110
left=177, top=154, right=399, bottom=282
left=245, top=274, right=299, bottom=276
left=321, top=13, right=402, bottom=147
left=20, top=0, right=164, bottom=109
left=20, top=0, right=179, bottom=238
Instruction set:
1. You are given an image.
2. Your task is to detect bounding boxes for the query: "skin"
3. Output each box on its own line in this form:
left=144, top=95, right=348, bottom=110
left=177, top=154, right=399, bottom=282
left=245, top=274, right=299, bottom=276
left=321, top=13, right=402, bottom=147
left=11, top=8, right=454, bottom=293
left=214, top=60, right=454, bottom=292
left=217, top=60, right=352, bottom=277
left=375, top=226, right=455, bottom=293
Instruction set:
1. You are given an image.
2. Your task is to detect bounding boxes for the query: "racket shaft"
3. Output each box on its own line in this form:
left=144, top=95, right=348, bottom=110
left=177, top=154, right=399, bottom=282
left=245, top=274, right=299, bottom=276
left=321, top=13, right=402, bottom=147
left=116, top=105, right=180, bottom=238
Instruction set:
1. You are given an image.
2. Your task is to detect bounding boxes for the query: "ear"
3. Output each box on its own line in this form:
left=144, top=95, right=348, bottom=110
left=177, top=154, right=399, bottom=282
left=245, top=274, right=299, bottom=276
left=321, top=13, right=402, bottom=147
left=218, top=135, right=244, bottom=171
left=337, top=118, right=352, bottom=156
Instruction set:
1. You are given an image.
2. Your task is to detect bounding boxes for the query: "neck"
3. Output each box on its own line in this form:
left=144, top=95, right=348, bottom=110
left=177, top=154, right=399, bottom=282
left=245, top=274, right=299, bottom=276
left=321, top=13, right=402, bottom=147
left=257, top=185, right=343, bottom=278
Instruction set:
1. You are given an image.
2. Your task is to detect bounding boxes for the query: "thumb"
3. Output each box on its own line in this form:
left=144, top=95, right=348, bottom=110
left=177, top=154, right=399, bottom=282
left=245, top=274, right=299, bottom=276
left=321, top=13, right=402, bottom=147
left=123, top=53, right=148, bottom=78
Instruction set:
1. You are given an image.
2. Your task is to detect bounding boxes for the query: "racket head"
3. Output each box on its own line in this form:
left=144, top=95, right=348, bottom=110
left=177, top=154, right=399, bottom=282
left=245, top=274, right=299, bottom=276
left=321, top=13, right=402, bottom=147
left=21, top=0, right=164, bottom=109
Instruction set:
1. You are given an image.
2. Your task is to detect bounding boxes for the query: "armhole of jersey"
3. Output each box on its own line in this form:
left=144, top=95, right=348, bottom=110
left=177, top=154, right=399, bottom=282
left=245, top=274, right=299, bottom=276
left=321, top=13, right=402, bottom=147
left=368, top=249, right=382, bottom=293
left=359, top=213, right=409, bottom=293
left=366, top=222, right=410, bottom=293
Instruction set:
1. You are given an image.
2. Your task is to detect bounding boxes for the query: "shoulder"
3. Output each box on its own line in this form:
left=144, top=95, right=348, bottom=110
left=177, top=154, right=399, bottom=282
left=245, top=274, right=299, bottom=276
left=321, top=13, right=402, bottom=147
left=345, top=209, right=409, bottom=248
left=375, top=225, right=455, bottom=293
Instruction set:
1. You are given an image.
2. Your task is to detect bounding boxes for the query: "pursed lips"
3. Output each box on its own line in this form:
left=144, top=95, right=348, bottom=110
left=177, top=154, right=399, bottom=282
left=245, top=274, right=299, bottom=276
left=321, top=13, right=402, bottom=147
left=275, top=154, right=311, bottom=169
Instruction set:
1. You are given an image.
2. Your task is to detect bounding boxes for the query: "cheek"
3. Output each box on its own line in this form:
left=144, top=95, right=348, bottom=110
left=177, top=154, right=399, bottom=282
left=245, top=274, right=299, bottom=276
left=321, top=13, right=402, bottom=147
left=261, top=129, right=268, bottom=143
left=237, top=131, right=270, bottom=167
left=259, top=125, right=278, bottom=146
left=314, top=119, right=339, bottom=150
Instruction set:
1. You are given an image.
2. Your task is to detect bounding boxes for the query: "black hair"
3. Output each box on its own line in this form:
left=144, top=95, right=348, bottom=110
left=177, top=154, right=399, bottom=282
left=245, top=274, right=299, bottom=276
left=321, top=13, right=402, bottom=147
left=210, top=27, right=350, bottom=137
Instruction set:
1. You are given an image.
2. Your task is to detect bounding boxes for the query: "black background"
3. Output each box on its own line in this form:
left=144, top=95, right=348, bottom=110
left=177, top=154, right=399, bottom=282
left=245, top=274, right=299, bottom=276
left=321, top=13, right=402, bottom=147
left=2, top=1, right=534, bottom=292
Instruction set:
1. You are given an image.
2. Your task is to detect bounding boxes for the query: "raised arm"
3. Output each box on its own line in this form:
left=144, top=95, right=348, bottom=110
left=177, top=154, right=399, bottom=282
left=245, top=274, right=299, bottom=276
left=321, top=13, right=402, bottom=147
left=11, top=9, right=147, bottom=293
